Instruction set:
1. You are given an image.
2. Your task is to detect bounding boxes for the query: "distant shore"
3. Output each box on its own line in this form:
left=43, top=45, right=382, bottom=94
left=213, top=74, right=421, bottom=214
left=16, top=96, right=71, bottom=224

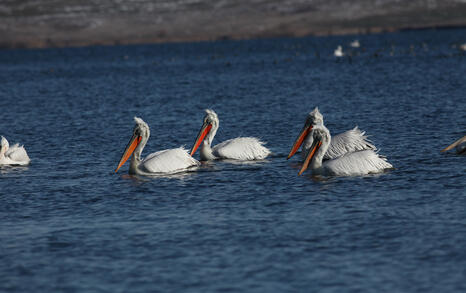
left=1, top=0, right=466, bottom=49
left=2, top=24, right=465, bottom=50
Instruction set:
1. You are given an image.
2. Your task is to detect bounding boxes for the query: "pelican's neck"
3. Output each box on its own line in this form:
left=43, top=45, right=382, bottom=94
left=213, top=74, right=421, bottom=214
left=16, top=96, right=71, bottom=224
left=0, top=137, right=8, bottom=160
left=0, top=146, right=5, bottom=161
left=302, top=120, right=325, bottom=156
left=129, top=132, right=149, bottom=174
left=205, top=120, right=219, bottom=147
left=200, top=141, right=216, bottom=161
left=309, top=128, right=331, bottom=171
left=200, top=120, right=219, bottom=161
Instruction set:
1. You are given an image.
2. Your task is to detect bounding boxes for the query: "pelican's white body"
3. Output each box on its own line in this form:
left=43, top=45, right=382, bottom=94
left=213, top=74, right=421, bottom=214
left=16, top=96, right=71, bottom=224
left=201, top=137, right=270, bottom=161
left=0, top=136, right=30, bottom=166
left=198, top=109, right=271, bottom=161
left=131, top=147, right=199, bottom=175
left=307, top=126, right=392, bottom=176
left=316, top=150, right=393, bottom=176
left=125, top=118, right=199, bottom=175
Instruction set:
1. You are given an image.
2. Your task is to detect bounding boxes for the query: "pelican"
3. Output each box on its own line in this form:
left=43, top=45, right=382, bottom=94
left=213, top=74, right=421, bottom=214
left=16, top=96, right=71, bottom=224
left=298, top=124, right=393, bottom=176
left=288, top=107, right=376, bottom=161
left=0, top=136, right=30, bottom=166
left=334, top=45, right=344, bottom=57
left=441, top=135, right=466, bottom=154
left=190, top=109, right=271, bottom=161
left=115, top=117, right=200, bottom=175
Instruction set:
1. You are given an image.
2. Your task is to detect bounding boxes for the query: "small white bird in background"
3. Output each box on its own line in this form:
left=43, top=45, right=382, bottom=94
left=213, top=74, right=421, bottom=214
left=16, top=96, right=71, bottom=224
left=115, top=117, right=199, bottom=175
left=441, top=135, right=466, bottom=154
left=190, top=109, right=271, bottom=161
left=350, top=40, right=360, bottom=48
left=334, top=45, right=344, bottom=57
left=288, top=107, right=376, bottom=161
left=0, top=136, right=30, bottom=166
left=297, top=124, right=393, bottom=176
left=459, top=44, right=466, bottom=51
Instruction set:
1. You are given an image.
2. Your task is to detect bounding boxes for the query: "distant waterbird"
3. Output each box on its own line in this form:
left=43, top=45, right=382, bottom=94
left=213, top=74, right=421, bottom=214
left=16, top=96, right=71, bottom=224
left=190, top=109, right=270, bottom=161
left=350, top=40, right=360, bottom=48
left=334, top=45, right=344, bottom=57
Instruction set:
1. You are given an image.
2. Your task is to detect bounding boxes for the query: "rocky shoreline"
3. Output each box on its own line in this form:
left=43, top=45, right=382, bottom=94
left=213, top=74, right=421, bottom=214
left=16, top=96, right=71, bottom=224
left=1, top=0, right=466, bottom=49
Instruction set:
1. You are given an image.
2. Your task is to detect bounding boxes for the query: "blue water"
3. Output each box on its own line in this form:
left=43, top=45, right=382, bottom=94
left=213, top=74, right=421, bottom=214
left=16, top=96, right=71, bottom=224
left=1, top=29, right=465, bottom=292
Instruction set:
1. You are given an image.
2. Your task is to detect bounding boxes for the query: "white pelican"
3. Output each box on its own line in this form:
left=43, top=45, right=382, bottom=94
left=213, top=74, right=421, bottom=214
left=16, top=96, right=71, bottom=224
left=190, top=109, right=271, bottom=161
left=350, top=40, right=360, bottom=48
left=115, top=117, right=200, bottom=175
left=298, top=124, right=393, bottom=176
left=441, top=135, right=466, bottom=154
left=334, top=45, right=344, bottom=57
left=288, top=107, right=376, bottom=161
left=0, top=136, right=30, bottom=166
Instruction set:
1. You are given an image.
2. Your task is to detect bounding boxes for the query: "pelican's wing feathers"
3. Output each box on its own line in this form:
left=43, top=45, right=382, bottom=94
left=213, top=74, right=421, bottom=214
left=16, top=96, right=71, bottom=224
left=324, top=150, right=393, bottom=176
left=324, top=127, right=376, bottom=160
left=141, top=147, right=199, bottom=174
left=5, top=144, right=30, bottom=165
left=213, top=137, right=271, bottom=160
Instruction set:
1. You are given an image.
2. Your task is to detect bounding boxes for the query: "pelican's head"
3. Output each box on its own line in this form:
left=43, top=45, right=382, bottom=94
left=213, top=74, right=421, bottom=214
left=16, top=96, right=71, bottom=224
left=115, top=117, right=150, bottom=173
left=287, top=107, right=324, bottom=159
left=204, top=109, right=219, bottom=127
left=308, top=107, right=324, bottom=126
left=298, top=125, right=331, bottom=175
left=133, top=117, right=150, bottom=139
left=0, top=136, right=9, bottom=153
left=190, top=109, right=219, bottom=156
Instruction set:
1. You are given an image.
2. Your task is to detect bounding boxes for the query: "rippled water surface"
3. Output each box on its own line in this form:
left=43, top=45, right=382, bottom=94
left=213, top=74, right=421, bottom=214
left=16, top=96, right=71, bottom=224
left=1, top=29, right=465, bottom=292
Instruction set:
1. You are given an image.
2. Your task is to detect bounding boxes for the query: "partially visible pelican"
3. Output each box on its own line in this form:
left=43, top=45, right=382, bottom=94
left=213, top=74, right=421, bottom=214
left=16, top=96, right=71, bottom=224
left=190, top=109, right=270, bottom=161
left=441, top=135, right=466, bottom=154
left=288, top=107, right=375, bottom=161
left=298, top=124, right=393, bottom=176
left=115, top=117, right=199, bottom=175
left=0, top=136, right=30, bottom=166
left=334, top=45, right=344, bottom=57
left=350, top=40, right=360, bottom=48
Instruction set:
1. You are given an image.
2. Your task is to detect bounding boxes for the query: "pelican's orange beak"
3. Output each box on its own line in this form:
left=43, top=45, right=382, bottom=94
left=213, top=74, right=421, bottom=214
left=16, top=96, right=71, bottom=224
left=298, top=138, right=322, bottom=176
left=441, top=135, right=466, bottom=152
left=288, top=125, right=313, bottom=159
left=115, top=133, right=142, bottom=172
left=190, top=122, right=212, bottom=156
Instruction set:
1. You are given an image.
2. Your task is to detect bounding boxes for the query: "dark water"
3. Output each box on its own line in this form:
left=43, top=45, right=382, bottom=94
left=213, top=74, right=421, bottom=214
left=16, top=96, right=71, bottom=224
left=1, top=29, right=465, bottom=292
